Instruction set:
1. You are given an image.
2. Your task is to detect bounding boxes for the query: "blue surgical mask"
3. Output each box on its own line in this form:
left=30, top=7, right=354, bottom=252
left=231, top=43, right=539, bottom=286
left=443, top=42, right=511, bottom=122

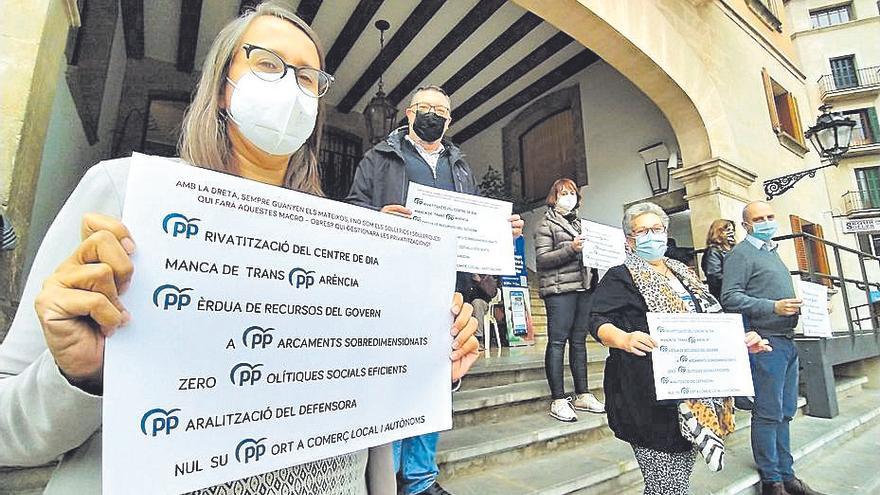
left=750, top=220, right=777, bottom=241
left=634, top=232, right=668, bottom=262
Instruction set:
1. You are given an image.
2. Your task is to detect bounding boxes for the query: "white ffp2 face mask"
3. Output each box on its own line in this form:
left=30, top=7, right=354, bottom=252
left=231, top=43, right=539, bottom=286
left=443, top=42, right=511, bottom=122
left=226, top=72, right=318, bottom=156
left=556, top=193, right=577, bottom=213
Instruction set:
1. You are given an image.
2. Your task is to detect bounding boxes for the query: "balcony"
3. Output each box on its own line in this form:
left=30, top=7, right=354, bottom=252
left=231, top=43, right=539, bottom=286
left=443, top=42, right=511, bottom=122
left=843, top=189, right=880, bottom=216
left=845, top=127, right=880, bottom=157
left=818, top=66, right=880, bottom=101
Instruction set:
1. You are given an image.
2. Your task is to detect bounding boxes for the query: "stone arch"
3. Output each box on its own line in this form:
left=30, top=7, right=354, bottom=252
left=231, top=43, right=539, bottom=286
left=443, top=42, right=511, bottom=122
left=513, top=0, right=733, bottom=167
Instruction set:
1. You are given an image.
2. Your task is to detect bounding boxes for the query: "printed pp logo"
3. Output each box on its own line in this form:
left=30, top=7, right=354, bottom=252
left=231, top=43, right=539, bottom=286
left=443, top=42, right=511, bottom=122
left=235, top=438, right=267, bottom=464
left=152, top=284, right=193, bottom=310
left=412, top=198, right=424, bottom=205
left=162, top=213, right=200, bottom=239
left=288, top=268, right=315, bottom=289
left=140, top=407, right=181, bottom=437
left=242, top=326, right=275, bottom=349
left=230, top=362, right=263, bottom=386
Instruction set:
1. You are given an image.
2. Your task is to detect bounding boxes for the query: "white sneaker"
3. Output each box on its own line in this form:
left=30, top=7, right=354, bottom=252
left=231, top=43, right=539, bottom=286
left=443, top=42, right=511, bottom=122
left=550, top=398, right=578, bottom=422
left=572, top=393, right=605, bottom=413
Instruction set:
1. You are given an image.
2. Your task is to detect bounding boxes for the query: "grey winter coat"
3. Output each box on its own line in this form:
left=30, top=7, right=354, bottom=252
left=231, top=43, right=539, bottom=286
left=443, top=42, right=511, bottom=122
left=534, top=209, right=595, bottom=298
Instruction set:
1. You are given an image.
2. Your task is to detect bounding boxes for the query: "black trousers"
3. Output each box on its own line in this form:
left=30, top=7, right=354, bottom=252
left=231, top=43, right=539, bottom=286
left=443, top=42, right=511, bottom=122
left=543, top=291, right=590, bottom=400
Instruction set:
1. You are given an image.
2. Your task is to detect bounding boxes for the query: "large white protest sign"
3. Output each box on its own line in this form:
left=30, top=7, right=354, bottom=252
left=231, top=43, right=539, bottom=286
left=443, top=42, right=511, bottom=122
left=581, top=219, right=627, bottom=270
left=648, top=313, right=754, bottom=400
left=796, top=279, right=832, bottom=338
left=103, top=154, right=457, bottom=494
left=405, top=182, right=514, bottom=275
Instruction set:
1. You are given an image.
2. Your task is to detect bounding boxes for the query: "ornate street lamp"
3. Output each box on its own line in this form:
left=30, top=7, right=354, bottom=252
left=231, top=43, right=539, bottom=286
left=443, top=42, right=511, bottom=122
left=763, top=104, right=856, bottom=200
left=363, top=20, right=397, bottom=145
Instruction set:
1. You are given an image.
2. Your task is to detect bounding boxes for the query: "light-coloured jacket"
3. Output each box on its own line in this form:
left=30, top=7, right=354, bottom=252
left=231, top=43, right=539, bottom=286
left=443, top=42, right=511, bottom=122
left=0, top=158, right=395, bottom=494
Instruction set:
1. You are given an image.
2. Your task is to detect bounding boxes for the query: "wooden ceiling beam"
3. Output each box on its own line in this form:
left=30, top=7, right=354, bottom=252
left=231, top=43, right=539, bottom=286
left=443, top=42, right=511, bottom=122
left=450, top=31, right=574, bottom=123
left=441, top=12, right=542, bottom=96
left=295, top=0, right=322, bottom=25
left=336, top=0, right=445, bottom=114
left=452, top=49, right=599, bottom=144
left=325, top=0, right=384, bottom=75
left=386, top=0, right=507, bottom=105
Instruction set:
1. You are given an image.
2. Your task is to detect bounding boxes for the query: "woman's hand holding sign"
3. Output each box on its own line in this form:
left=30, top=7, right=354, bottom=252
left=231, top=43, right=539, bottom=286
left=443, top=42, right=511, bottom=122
left=34, top=213, right=134, bottom=393
left=450, top=292, right=480, bottom=382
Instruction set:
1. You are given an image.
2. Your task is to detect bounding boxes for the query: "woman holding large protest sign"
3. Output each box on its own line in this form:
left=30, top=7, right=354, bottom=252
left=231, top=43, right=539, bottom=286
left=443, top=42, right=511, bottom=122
left=588, top=202, right=770, bottom=495
left=0, top=3, right=479, bottom=494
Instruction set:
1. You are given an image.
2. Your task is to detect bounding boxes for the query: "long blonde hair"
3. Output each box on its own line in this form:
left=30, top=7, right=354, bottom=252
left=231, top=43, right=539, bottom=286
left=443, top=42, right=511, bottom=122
left=178, top=1, right=325, bottom=195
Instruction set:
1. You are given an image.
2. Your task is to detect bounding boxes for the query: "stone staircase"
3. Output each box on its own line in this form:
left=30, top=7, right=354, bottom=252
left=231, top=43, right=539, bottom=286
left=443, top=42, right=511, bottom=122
left=438, top=344, right=880, bottom=495
left=528, top=279, right=547, bottom=339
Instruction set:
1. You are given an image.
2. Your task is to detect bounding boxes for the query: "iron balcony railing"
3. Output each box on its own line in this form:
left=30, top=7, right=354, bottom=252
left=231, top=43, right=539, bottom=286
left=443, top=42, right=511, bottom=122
left=694, top=232, right=880, bottom=336
left=843, top=189, right=880, bottom=214
left=817, top=65, right=880, bottom=99
left=849, top=130, right=878, bottom=147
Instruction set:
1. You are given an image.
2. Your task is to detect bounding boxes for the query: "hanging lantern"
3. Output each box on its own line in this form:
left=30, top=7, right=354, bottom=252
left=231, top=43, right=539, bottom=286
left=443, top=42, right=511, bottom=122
left=363, top=20, right=398, bottom=145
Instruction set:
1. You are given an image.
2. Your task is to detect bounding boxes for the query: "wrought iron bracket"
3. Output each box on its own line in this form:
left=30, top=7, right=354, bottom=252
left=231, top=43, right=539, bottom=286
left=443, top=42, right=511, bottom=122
left=763, top=162, right=837, bottom=200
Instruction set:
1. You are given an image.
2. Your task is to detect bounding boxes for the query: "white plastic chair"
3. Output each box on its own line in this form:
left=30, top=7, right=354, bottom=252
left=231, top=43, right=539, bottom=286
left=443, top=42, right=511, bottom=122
left=482, top=292, right=503, bottom=355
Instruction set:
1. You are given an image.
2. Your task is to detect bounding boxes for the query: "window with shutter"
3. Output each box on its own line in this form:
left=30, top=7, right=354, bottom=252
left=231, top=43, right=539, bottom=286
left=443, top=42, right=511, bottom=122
left=761, top=69, right=806, bottom=149
left=855, top=166, right=880, bottom=209
left=762, top=68, right=780, bottom=131
left=830, top=55, right=858, bottom=90
left=790, top=215, right=832, bottom=287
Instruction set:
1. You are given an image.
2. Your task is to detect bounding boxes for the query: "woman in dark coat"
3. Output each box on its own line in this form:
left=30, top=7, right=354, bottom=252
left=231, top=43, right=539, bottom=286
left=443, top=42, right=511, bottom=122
left=534, top=178, right=603, bottom=422
left=701, top=219, right=736, bottom=300
left=589, top=202, right=770, bottom=495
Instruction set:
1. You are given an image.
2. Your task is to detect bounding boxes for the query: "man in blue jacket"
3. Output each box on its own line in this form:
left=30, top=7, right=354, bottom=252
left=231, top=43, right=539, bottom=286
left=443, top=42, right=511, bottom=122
left=722, top=200, right=825, bottom=495
left=347, top=85, right=522, bottom=495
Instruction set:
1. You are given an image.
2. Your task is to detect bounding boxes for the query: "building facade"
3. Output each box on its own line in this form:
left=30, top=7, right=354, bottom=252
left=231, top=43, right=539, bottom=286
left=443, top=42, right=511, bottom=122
left=784, top=0, right=880, bottom=256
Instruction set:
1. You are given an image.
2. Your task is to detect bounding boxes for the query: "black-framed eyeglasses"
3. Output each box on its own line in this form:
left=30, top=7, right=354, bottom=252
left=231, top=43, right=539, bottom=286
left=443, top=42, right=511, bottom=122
left=630, top=225, right=667, bottom=238
left=408, top=102, right=451, bottom=119
left=241, top=43, right=334, bottom=98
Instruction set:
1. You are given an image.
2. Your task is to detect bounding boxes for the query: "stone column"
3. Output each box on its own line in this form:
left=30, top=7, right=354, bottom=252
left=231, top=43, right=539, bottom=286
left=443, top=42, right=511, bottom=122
left=0, top=0, right=78, bottom=336
left=672, top=157, right=758, bottom=248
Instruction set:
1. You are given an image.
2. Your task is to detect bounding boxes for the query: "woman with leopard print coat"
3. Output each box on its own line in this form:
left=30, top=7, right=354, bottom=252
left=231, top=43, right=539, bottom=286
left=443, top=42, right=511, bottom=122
left=588, top=202, right=771, bottom=495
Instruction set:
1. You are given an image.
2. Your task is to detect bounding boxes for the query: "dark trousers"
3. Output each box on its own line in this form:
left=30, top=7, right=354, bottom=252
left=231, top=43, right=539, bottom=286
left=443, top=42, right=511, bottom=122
left=750, top=335, right=799, bottom=483
left=544, top=291, right=590, bottom=400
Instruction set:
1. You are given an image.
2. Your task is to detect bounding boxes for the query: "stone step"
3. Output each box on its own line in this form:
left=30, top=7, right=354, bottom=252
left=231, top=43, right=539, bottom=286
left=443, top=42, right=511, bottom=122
left=438, top=409, right=612, bottom=479
left=698, top=377, right=877, bottom=495
left=452, top=376, right=606, bottom=428
left=607, top=376, right=872, bottom=495
left=464, top=344, right=607, bottom=391
left=462, top=360, right=606, bottom=392
left=773, top=416, right=880, bottom=494
left=440, top=377, right=872, bottom=495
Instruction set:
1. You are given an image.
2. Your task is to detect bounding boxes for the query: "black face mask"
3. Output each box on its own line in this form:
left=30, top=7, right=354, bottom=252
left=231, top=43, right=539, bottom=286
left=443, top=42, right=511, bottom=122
left=412, top=111, right=447, bottom=143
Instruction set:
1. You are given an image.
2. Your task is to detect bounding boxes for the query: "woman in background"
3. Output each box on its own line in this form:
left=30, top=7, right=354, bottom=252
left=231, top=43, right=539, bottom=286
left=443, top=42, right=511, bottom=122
left=534, top=178, right=604, bottom=423
left=701, top=219, right=736, bottom=300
